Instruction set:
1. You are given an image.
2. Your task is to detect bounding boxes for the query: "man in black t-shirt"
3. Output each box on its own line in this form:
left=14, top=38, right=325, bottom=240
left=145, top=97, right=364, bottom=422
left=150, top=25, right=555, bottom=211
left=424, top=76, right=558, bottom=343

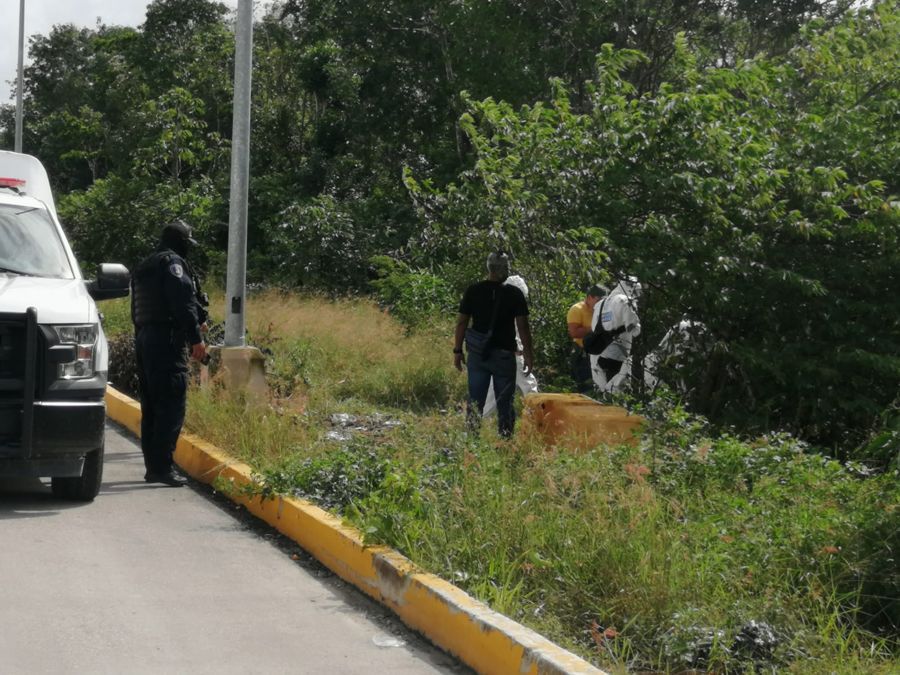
left=452, top=252, right=534, bottom=438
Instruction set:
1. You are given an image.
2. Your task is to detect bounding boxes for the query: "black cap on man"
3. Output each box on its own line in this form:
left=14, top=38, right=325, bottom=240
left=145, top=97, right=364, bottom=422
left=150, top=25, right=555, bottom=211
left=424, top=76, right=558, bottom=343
left=160, top=219, right=197, bottom=258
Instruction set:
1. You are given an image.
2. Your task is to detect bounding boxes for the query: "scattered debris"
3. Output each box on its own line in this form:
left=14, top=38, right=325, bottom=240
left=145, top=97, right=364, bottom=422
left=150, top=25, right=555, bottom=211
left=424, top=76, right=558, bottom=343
left=372, top=633, right=407, bottom=648
left=731, top=620, right=780, bottom=666
left=324, top=412, right=403, bottom=442
left=661, top=619, right=726, bottom=670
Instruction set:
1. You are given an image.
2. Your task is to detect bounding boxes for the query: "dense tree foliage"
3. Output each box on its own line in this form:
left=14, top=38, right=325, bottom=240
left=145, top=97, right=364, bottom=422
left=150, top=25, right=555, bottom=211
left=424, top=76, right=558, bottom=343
left=1, top=0, right=897, bottom=450
left=407, top=6, right=900, bottom=448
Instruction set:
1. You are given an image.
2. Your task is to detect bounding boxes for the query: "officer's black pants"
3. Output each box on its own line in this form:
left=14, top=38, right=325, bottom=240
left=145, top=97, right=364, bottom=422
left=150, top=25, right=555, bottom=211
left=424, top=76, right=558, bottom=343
left=135, top=326, right=189, bottom=475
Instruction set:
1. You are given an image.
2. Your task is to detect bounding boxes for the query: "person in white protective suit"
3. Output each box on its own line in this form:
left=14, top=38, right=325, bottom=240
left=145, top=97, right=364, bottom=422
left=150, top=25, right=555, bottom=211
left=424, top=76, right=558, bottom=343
left=643, top=319, right=706, bottom=393
left=590, top=276, right=641, bottom=393
left=483, top=275, right=539, bottom=418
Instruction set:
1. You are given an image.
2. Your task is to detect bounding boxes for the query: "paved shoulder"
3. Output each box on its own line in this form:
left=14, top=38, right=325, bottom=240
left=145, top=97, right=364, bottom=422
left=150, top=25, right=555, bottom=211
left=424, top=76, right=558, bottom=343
left=0, top=423, right=465, bottom=675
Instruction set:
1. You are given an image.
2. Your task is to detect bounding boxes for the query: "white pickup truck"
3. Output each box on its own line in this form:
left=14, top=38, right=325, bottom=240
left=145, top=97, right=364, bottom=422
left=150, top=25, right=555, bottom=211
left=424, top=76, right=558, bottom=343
left=0, top=151, right=129, bottom=500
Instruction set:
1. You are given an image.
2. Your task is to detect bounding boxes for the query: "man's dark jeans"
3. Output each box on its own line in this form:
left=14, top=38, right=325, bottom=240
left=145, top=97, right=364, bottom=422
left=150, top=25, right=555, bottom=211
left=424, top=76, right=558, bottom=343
left=466, top=348, right=517, bottom=438
left=570, top=346, right=592, bottom=392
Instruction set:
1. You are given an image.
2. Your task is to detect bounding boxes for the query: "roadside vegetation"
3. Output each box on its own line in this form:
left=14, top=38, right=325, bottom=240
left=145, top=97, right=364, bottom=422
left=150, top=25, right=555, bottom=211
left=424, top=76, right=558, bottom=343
left=5, top=0, right=897, bottom=452
left=103, top=291, right=898, bottom=673
left=11, top=0, right=899, bottom=670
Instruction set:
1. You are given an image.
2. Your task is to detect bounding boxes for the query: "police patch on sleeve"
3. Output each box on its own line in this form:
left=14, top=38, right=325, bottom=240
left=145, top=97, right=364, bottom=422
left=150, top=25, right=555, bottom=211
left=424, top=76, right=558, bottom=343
left=169, top=262, right=184, bottom=278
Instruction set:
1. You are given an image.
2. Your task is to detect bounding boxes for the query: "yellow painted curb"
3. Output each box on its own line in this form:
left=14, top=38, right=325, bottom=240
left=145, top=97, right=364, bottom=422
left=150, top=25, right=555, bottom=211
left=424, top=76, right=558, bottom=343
left=105, top=386, right=607, bottom=675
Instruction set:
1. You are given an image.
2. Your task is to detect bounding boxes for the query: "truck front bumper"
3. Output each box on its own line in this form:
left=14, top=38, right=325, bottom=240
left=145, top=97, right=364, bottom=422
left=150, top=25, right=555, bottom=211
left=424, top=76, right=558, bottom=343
left=0, top=400, right=106, bottom=477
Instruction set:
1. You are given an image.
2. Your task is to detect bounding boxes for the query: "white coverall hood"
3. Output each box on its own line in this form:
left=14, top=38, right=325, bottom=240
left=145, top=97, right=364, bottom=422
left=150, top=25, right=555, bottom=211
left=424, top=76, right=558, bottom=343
left=609, top=276, right=641, bottom=303
left=504, top=274, right=529, bottom=299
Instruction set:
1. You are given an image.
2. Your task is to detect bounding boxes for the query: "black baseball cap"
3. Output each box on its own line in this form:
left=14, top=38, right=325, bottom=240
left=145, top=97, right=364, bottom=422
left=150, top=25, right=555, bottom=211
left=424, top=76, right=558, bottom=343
left=162, top=219, right=198, bottom=246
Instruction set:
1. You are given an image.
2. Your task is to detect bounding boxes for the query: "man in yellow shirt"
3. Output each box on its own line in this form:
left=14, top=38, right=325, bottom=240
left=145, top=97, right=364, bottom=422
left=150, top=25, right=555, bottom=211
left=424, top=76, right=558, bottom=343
left=567, top=284, right=606, bottom=390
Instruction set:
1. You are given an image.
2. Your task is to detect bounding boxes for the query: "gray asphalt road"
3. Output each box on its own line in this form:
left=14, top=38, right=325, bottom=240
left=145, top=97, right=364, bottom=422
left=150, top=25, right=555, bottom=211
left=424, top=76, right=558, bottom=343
left=0, top=423, right=466, bottom=675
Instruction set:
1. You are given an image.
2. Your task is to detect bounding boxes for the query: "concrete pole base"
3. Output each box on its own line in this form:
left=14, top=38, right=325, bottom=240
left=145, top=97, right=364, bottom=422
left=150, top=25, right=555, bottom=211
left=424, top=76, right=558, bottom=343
left=208, top=346, right=268, bottom=402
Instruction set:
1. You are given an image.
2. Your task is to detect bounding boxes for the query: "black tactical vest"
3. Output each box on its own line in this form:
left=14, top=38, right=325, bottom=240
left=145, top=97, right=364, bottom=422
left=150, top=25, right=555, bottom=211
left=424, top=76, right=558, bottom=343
left=131, top=251, right=176, bottom=327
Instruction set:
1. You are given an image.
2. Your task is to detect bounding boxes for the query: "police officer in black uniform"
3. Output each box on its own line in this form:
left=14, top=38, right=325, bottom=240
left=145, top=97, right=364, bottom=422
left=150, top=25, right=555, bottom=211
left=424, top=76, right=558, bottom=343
left=131, top=220, right=208, bottom=487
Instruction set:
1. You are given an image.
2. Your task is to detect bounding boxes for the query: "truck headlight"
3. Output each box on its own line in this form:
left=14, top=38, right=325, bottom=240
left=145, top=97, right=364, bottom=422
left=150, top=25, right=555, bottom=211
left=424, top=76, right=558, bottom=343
left=52, top=324, right=99, bottom=379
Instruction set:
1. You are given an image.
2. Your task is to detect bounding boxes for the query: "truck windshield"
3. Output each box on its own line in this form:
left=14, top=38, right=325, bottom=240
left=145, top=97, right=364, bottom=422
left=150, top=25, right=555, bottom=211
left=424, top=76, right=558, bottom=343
left=0, top=204, right=74, bottom=278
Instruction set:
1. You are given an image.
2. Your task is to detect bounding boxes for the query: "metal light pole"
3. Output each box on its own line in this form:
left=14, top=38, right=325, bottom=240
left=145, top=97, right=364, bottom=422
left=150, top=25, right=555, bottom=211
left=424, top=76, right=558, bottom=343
left=224, top=0, right=253, bottom=347
left=15, top=0, right=25, bottom=152
left=217, top=0, right=266, bottom=401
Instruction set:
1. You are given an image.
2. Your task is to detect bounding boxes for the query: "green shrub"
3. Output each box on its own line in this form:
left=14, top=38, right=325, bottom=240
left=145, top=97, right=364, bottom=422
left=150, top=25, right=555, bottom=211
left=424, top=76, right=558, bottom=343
left=249, top=440, right=389, bottom=511
left=266, top=196, right=376, bottom=289
left=368, top=256, right=457, bottom=330
left=259, top=336, right=321, bottom=399
left=854, top=399, right=900, bottom=471
left=106, top=331, right=139, bottom=398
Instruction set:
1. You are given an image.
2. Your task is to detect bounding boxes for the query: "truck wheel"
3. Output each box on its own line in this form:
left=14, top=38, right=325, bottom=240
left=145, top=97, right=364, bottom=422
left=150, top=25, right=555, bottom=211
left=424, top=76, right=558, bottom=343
left=51, top=443, right=105, bottom=501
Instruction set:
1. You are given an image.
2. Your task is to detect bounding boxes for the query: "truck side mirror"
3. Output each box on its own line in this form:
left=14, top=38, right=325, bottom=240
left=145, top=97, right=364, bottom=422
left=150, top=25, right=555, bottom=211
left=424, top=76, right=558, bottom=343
left=87, top=263, right=131, bottom=301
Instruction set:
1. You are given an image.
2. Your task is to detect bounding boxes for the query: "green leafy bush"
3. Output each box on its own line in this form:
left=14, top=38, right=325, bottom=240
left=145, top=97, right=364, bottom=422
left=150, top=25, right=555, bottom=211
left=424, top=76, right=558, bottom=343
left=102, top=296, right=138, bottom=399
left=106, top=331, right=139, bottom=398
left=266, top=196, right=377, bottom=289
left=59, top=174, right=223, bottom=272
left=854, top=399, right=900, bottom=470
left=368, top=256, right=457, bottom=329
left=249, top=441, right=388, bottom=511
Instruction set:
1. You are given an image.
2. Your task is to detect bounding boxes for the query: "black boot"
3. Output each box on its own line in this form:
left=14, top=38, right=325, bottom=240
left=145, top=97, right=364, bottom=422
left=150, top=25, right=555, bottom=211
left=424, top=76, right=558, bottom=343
left=144, top=469, right=187, bottom=487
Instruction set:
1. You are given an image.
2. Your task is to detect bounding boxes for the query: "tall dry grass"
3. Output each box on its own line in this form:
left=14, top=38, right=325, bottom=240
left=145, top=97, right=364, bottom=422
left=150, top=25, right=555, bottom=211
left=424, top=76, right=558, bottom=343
left=240, top=290, right=465, bottom=411
left=186, top=289, right=466, bottom=469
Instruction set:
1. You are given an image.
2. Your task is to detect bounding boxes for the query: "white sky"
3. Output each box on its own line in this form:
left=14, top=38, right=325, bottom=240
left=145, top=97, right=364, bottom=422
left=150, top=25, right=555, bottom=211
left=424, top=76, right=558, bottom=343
left=2, top=0, right=241, bottom=101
